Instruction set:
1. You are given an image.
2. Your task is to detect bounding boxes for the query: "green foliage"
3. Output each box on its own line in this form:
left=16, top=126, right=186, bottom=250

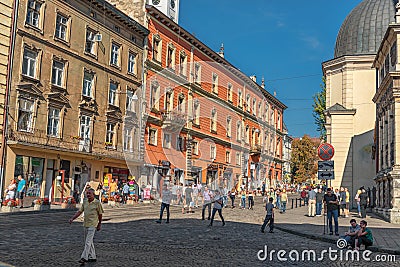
left=312, top=77, right=326, bottom=141
left=290, top=135, right=320, bottom=183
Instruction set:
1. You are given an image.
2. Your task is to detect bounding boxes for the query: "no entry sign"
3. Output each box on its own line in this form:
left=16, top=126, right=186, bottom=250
left=318, top=143, right=335, bottom=161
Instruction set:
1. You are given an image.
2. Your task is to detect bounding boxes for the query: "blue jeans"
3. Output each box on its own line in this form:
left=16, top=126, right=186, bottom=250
left=241, top=198, right=246, bottom=208
left=159, top=202, right=170, bottom=222
left=281, top=201, right=287, bottom=212
left=316, top=202, right=322, bottom=215
left=276, top=197, right=281, bottom=210
left=327, top=209, right=339, bottom=234
left=357, top=202, right=361, bottom=214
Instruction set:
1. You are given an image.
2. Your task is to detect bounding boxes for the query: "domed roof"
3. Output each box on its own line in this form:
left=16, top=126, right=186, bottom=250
left=334, top=0, right=396, bottom=58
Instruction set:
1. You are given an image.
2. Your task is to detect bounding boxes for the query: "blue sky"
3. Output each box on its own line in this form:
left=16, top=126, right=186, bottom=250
left=179, top=0, right=361, bottom=138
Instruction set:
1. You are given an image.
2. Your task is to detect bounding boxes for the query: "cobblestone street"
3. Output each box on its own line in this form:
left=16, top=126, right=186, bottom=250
left=0, top=200, right=398, bottom=267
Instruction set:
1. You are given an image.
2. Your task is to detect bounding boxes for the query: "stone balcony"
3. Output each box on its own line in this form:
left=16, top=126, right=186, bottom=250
left=161, top=110, right=187, bottom=132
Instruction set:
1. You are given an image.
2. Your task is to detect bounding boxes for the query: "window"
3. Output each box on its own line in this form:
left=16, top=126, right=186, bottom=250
left=236, top=122, right=242, bottom=141
left=179, top=52, right=187, bottom=76
left=18, top=99, right=34, bottom=132
left=265, top=104, right=269, bottom=123
left=150, top=82, right=160, bottom=111
left=26, top=0, right=41, bottom=28
left=163, top=133, right=171, bottom=148
left=246, top=94, right=250, bottom=111
left=152, top=36, right=161, bottom=62
left=245, top=125, right=249, bottom=143
left=82, top=71, right=94, bottom=97
left=106, top=123, right=115, bottom=145
left=177, top=94, right=185, bottom=113
left=85, top=29, right=97, bottom=55
left=226, top=116, right=231, bottom=137
left=149, top=128, right=157, bottom=145
left=258, top=102, right=262, bottom=118
left=109, top=81, right=117, bottom=105
left=128, top=52, right=136, bottom=74
left=227, top=83, right=233, bottom=102
left=114, top=25, right=120, bottom=33
left=236, top=152, right=241, bottom=166
left=166, top=45, right=175, bottom=69
left=55, top=14, right=68, bottom=40
left=110, top=43, right=120, bottom=66
left=226, top=151, right=231, bottom=163
left=210, top=145, right=216, bottom=159
left=47, top=107, right=60, bottom=137
left=79, top=115, right=91, bottom=140
left=176, top=136, right=184, bottom=151
left=194, top=63, right=201, bottom=83
left=51, top=60, right=64, bottom=87
left=193, top=99, right=200, bottom=125
left=238, top=90, right=243, bottom=107
left=124, top=128, right=133, bottom=152
left=252, top=99, right=256, bottom=115
left=212, top=73, right=218, bottom=94
left=22, top=48, right=37, bottom=78
left=211, top=108, right=217, bottom=132
left=164, top=89, right=173, bottom=112
left=126, top=90, right=135, bottom=113
left=192, top=141, right=199, bottom=155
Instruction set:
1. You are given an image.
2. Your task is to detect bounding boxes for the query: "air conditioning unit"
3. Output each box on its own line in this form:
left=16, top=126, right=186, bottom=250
left=93, top=33, right=102, bottom=42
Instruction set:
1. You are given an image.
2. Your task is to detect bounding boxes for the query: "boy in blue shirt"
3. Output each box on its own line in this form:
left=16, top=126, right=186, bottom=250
left=260, top=197, right=274, bottom=233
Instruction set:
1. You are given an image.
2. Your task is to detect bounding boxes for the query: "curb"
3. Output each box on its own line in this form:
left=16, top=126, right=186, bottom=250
left=275, top=225, right=400, bottom=255
left=0, top=207, right=77, bottom=216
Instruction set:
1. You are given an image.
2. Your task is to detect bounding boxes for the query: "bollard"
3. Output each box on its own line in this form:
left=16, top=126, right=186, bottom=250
left=299, top=198, right=302, bottom=207
left=291, top=198, right=294, bottom=209
left=295, top=198, right=298, bottom=208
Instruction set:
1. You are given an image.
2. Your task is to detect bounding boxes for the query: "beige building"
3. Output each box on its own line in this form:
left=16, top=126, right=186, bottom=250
left=2, top=0, right=148, bottom=204
left=372, top=4, right=400, bottom=224
left=322, top=0, right=395, bottom=204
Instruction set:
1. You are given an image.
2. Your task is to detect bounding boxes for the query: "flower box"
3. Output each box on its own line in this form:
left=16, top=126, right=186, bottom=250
left=126, top=199, right=134, bottom=205
left=108, top=200, right=116, bottom=207
left=34, top=204, right=51, bottom=211
left=1, top=206, right=19, bottom=213
left=61, top=203, right=76, bottom=209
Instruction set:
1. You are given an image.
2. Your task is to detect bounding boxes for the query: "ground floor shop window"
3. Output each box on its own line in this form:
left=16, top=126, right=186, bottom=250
left=14, top=156, right=44, bottom=197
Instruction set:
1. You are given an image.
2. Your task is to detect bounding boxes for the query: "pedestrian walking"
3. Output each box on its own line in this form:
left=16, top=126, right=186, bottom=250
left=261, top=181, right=266, bottom=196
left=300, top=188, right=308, bottom=206
left=359, top=188, right=368, bottom=218
left=275, top=189, right=281, bottom=210
left=69, top=188, right=104, bottom=264
left=240, top=190, right=246, bottom=209
left=345, top=188, right=350, bottom=218
left=315, top=188, right=324, bottom=216
left=324, top=188, right=339, bottom=236
left=260, top=197, right=274, bottom=233
left=280, top=190, right=288, bottom=213
left=208, top=190, right=225, bottom=227
left=122, top=183, right=129, bottom=204
left=202, top=186, right=212, bottom=220
left=308, top=187, right=316, bottom=217
left=355, top=189, right=362, bottom=217
left=156, top=184, right=172, bottom=223
left=248, top=191, right=254, bottom=209
left=229, top=188, right=236, bottom=208
left=339, top=187, right=347, bottom=218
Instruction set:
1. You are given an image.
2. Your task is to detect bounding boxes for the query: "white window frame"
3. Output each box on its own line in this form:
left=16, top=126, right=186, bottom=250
left=22, top=48, right=37, bottom=78
left=106, top=123, right=115, bottom=145
left=18, top=98, right=34, bottom=132
left=179, top=52, right=187, bottom=77
left=148, top=128, right=157, bottom=145
left=128, top=52, right=136, bottom=74
left=47, top=107, right=60, bottom=137
left=82, top=71, right=94, bottom=97
left=108, top=81, right=117, bottom=105
left=55, top=13, right=68, bottom=40
left=226, top=151, right=231, bottom=163
left=163, top=133, right=171, bottom=148
left=176, top=136, right=184, bottom=151
left=210, top=145, right=216, bottom=160
left=126, top=89, right=135, bottom=113
left=194, top=63, right=201, bottom=83
left=79, top=115, right=91, bottom=140
left=110, top=43, right=120, bottom=66
left=124, top=128, right=133, bottom=152
left=236, top=122, right=241, bottom=141
left=236, top=152, right=241, bottom=166
left=150, top=82, right=160, bottom=111
left=51, top=60, right=64, bottom=87
left=26, top=0, right=41, bottom=28
left=212, top=73, right=218, bottom=94
left=192, top=141, right=199, bottom=155
left=226, top=116, right=231, bottom=137
left=227, top=83, right=233, bottom=102
left=85, top=29, right=97, bottom=55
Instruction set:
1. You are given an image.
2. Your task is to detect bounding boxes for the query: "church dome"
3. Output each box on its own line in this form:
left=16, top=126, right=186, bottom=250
left=334, top=0, right=396, bottom=58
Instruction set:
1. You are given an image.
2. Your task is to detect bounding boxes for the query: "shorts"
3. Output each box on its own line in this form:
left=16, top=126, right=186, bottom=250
left=186, top=197, right=192, bottom=204
left=16, top=191, right=25, bottom=199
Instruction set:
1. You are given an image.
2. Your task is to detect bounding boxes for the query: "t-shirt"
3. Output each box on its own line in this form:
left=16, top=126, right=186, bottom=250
left=109, top=182, right=117, bottom=193
left=266, top=203, right=274, bottom=215
left=79, top=198, right=104, bottom=228
left=185, top=187, right=193, bottom=200
left=340, top=191, right=347, bottom=204
left=213, top=195, right=223, bottom=209
left=323, top=193, right=338, bottom=211
left=349, top=224, right=361, bottom=233
left=17, top=179, right=26, bottom=192
left=308, top=190, right=316, bottom=200
left=363, top=228, right=373, bottom=243
left=162, top=189, right=172, bottom=204
left=316, top=192, right=324, bottom=203
left=203, top=190, right=211, bottom=203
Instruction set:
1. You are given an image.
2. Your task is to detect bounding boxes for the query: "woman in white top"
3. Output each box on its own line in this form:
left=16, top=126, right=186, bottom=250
left=5, top=179, right=16, bottom=200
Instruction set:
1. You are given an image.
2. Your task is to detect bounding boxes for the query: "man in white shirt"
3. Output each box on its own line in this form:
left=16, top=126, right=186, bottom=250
left=202, top=186, right=212, bottom=220
left=156, top=184, right=172, bottom=224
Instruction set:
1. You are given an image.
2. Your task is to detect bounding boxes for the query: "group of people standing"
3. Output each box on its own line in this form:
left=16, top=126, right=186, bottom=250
left=3, top=175, right=26, bottom=208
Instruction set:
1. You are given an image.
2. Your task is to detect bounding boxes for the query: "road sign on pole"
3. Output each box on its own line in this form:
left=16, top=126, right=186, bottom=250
left=318, top=170, right=334, bottom=180
left=318, top=160, right=334, bottom=171
left=318, top=143, right=335, bottom=161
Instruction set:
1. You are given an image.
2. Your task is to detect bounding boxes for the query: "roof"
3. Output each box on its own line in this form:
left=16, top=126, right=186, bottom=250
left=334, top=0, right=396, bottom=59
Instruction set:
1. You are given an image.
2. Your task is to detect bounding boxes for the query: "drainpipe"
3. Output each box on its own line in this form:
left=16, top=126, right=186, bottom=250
left=1, top=0, right=19, bottom=199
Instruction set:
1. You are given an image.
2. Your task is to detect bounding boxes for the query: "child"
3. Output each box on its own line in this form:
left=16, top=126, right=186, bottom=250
left=260, top=197, right=274, bottom=233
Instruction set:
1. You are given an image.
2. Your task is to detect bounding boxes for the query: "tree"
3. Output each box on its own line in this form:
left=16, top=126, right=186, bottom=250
left=312, top=77, right=326, bottom=141
left=290, top=135, right=319, bottom=183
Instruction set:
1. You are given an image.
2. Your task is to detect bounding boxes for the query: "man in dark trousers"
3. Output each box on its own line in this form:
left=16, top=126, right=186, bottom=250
left=260, top=197, right=274, bottom=233
left=359, top=188, right=369, bottom=218
left=324, top=188, right=339, bottom=236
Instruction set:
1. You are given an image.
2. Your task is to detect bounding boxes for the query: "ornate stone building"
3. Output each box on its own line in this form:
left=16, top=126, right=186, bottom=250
left=372, top=3, right=400, bottom=224
left=322, top=0, right=395, bottom=206
left=2, top=0, right=148, bottom=203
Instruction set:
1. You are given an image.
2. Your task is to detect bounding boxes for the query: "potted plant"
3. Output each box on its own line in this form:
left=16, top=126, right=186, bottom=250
left=61, top=196, right=77, bottom=209
left=126, top=195, right=134, bottom=205
left=108, top=196, right=116, bottom=207
left=1, top=199, right=19, bottom=212
left=40, top=197, right=51, bottom=211
left=33, top=198, right=42, bottom=211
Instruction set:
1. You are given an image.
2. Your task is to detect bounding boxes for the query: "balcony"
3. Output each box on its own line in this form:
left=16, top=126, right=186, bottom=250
left=250, top=144, right=262, bottom=155
left=161, top=110, right=187, bottom=131
left=78, top=138, right=92, bottom=153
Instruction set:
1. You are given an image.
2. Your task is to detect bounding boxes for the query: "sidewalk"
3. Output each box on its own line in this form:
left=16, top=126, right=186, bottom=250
left=274, top=205, right=400, bottom=255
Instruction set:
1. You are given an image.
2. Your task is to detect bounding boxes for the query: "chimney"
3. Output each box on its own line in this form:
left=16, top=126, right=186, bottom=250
left=273, top=91, right=277, bottom=97
left=261, top=77, right=265, bottom=89
left=218, top=43, right=224, bottom=58
left=397, top=1, right=400, bottom=23
left=249, top=75, right=257, bottom=82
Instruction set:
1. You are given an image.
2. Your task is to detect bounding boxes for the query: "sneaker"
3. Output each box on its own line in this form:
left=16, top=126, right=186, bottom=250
left=155, top=220, right=161, bottom=224
left=78, top=258, right=87, bottom=264
left=260, top=229, right=265, bottom=233
left=335, top=233, right=339, bottom=236
left=166, top=221, right=170, bottom=224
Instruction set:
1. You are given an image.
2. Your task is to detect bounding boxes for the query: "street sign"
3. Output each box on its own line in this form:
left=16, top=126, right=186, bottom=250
left=318, top=143, right=335, bottom=161
left=318, top=160, right=334, bottom=171
left=318, top=170, right=334, bottom=180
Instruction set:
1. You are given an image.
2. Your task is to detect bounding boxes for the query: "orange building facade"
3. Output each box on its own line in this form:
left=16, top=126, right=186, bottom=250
left=139, top=6, right=286, bottom=192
